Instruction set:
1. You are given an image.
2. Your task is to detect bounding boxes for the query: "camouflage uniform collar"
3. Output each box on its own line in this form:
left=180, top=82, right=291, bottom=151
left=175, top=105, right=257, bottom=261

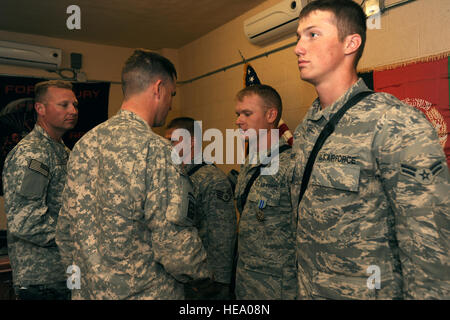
left=308, top=78, right=369, bottom=122
left=245, top=136, right=288, bottom=168
left=184, top=162, right=203, bottom=175
left=34, top=124, right=65, bottom=145
left=179, top=152, right=204, bottom=174
left=117, top=109, right=152, bottom=132
left=184, top=162, right=195, bottom=174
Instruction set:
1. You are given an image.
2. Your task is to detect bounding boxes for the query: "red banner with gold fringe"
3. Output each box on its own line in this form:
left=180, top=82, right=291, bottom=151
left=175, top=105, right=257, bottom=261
left=372, top=56, right=450, bottom=169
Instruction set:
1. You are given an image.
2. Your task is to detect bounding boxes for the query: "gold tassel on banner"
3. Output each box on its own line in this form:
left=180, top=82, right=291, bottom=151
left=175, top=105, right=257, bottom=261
left=358, top=51, right=450, bottom=74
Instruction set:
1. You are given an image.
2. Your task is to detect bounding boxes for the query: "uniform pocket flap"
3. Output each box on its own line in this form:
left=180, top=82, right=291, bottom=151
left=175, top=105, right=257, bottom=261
left=311, top=162, right=360, bottom=192
left=247, top=188, right=281, bottom=206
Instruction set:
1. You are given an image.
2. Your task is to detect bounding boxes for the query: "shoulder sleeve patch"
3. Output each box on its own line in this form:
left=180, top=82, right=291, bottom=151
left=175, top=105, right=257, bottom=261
left=28, top=159, right=50, bottom=177
left=19, top=159, right=50, bottom=199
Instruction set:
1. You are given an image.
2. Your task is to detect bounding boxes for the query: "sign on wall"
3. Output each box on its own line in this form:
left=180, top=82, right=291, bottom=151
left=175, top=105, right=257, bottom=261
left=0, top=75, right=110, bottom=195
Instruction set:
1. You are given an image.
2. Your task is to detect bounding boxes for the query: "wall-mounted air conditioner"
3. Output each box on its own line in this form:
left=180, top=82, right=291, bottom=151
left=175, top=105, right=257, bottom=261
left=0, top=40, right=62, bottom=70
left=244, top=0, right=310, bottom=45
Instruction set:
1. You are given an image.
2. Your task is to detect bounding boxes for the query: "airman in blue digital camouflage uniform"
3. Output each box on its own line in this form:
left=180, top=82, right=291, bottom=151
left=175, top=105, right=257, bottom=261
left=292, top=0, right=450, bottom=299
left=165, top=117, right=237, bottom=300
left=234, top=84, right=297, bottom=300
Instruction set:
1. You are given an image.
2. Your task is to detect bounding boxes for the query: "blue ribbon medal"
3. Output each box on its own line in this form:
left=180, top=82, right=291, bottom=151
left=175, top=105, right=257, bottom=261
left=257, top=200, right=266, bottom=221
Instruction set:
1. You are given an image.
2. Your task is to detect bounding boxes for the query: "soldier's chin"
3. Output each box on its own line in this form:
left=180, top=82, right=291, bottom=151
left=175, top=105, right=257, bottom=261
left=299, top=72, right=317, bottom=85
left=66, top=122, right=78, bottom=130
left=239, top=129, right=250, bottom=140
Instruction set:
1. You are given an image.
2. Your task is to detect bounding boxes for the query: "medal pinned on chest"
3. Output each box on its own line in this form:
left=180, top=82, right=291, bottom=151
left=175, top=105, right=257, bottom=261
left=257, top=200, right=266, bottom=222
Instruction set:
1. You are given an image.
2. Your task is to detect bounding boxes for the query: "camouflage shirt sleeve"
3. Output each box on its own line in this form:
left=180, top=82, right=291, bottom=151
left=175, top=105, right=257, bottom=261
left=3, top=146, right=56, bottom=247
left=373, top=103, right=450, bottom=299
left=145, top=143, right=210, bottom=283
left=202, top=175, right=236, bottom=284
left=55, top=154, right=77, bottom=268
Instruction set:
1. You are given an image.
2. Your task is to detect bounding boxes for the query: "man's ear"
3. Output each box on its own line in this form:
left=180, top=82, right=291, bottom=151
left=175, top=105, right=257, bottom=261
left=344, top=33, right=362, bottom=56
left=35, top=102, right=45, bottom=117
left=266, top=107, right=278, bottom=125
left=152, top=79, right=163, bottom=99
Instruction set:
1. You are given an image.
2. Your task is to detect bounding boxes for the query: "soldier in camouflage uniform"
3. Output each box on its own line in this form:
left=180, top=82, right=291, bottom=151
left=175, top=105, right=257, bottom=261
left=292, top=0, right=450, bottom=299
left=234, top=84, right=297, bottom=300
left=165, top=117, right=237, bottom=300
left=55, top=50, right=210, bottom=300
left=2, top=80, right=78, bottom=300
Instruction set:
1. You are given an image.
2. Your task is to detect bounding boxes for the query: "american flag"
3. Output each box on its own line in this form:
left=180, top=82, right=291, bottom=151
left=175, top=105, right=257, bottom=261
left=244, top=63, right=261, bottom=87
left=243, top=63, right=293, bottom=146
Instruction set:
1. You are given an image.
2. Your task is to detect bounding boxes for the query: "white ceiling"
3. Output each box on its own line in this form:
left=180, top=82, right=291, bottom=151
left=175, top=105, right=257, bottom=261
left=0, top=0, right=268, bottom=50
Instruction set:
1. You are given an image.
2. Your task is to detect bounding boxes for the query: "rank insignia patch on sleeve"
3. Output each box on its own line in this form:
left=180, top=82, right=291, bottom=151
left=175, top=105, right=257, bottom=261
left=400, top=161, right=444, bottom=184
left=216, top=190, right=231, bottom=202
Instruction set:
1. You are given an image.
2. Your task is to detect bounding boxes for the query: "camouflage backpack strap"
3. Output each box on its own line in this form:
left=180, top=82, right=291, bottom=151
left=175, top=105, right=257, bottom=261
left=227, top=169, right=239, bottom=195
left=187, top=162, right=207, bottom=176
left=237, top=144, right=292, bottom=214
left=297, top=90, right=375, bottom=207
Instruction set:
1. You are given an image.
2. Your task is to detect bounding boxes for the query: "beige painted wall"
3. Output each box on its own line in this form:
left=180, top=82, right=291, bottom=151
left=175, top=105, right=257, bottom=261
left=360, top=0, right=450, bottom=69
left=0, top=30, right=135, bottom=117
left=1, top=0, right=450, bottom=229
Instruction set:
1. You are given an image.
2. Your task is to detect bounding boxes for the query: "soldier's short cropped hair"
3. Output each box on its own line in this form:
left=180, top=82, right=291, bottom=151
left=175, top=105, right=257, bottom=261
left=34, top=80, right=73, bottom=103
left=299, top=0, right=367, bottom=67
left=236, top=84, right=282, bottom=127
left=166, top=117, right=196, bottom=136
left=122, top=49, right=177, bottom=100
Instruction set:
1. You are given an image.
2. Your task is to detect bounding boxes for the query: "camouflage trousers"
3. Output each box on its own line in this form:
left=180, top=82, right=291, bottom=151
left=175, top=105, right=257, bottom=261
left=185, top=281, right=232, bottom=300
left=14, top=281, right=71, bottom=300
left=235, top=258, right=297, bottom=300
